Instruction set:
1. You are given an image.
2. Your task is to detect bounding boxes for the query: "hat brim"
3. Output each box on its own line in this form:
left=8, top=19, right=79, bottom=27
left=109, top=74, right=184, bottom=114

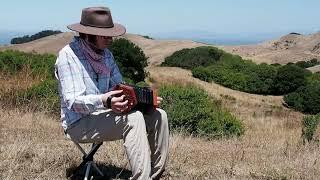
left=67, top=23, right=126, bottom=37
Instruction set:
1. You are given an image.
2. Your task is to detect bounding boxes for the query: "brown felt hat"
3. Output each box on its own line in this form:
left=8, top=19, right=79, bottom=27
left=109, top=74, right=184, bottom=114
left=67, top=7, right=126, bottom=37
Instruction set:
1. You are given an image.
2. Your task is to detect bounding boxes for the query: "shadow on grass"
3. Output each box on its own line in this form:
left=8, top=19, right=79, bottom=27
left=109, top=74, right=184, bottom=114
left=66, top=163, right=132, bottom=180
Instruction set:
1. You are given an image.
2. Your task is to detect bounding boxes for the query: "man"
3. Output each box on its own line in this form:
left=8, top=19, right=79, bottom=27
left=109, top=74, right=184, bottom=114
left=54, top=7, right=169, bottom=180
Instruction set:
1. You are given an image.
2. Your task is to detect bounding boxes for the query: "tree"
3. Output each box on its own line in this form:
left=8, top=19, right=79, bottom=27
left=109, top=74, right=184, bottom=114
left=284, top=83, right=320, bottom=114
left=273, top=64, right=311, bottom=95
left=109, top=38, right=148, bottom=83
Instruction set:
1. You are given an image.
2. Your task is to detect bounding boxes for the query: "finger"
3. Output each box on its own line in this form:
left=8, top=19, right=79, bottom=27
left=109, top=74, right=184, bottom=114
left=114, top=105, right=128, bottom=113
left=115, top=106, right=128, bottom=113
left=112, top=107, right=122, bottom=114
left=109, top=90, right=123, bottom=95
left=114, top=100, right=128, bottom=107
left=112, top=95, right=125, bottom=102
left=157, top=97, right=163, bottom=101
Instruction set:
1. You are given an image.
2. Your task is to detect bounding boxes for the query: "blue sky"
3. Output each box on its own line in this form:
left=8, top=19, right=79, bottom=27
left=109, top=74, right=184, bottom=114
left=0, top=0, right=320, bottom=42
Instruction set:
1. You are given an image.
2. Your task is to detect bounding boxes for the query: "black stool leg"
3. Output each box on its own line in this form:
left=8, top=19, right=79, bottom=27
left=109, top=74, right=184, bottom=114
left=71, top=142, right=103, bottom=178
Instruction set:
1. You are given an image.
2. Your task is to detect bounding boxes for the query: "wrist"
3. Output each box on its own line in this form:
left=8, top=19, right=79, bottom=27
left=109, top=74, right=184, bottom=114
left=104, top=95, right=113, bottom=109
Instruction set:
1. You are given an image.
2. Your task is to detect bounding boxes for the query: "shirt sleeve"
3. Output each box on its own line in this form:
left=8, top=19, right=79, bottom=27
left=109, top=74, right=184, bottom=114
left=108, top=51, right=123, bottom=90
left=55, top=50, right=104, bottom=114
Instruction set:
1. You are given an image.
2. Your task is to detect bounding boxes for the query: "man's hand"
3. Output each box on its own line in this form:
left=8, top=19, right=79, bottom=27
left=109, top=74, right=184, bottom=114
left=157, top=97, right=163, bottom=105
left=101, top=90, right=129, bottom=114
left=111, top=94, right=129, bottom=113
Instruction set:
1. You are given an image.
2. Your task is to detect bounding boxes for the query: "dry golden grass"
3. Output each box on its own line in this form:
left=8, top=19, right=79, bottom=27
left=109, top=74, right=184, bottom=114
left=1, top=65, right=320, bottom=179
left=1, top=102, right=320, bottom=179
left=0, top=67, right=41, bottom=91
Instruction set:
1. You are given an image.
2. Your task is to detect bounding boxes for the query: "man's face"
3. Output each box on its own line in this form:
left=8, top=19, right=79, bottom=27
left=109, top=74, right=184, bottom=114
left=96, top=36, right=113, bottom=49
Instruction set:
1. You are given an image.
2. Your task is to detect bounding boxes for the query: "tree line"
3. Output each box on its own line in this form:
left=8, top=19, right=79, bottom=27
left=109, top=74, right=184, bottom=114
left=11, top=30, right=62, bottom=44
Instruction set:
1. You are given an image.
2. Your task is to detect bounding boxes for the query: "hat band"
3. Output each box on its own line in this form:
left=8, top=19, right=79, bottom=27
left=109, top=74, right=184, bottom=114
left=80, top=22, right=114, bottom=28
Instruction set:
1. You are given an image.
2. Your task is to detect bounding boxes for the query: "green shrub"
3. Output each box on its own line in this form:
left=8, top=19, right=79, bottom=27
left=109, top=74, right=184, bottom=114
left=159, top=84, right=244, bottom=137
left=284, top=83, right=320, bottom=114
left=191, top=56, right=277, bottom=94
left=161, top=47, right=316, bottom=96
left=273, top=64, right=311, bottom=95
left=161, top=46, right=320, bottom=114
left=307, top=73, right=320, bottom=84
left=0, top=50, right=56, bottom=79
left=110, top=38, right=148, bottom=83
left=302, top=114, right=320, bottom=143
left=283, top=92, right=304, bottom=112
left=192, top=66, right=213, bottom=82
left=161, top=46, right=223, bottom=69
left=21, top=79, right=60, bottom=113
left=293, top=59, right=319, bottom=69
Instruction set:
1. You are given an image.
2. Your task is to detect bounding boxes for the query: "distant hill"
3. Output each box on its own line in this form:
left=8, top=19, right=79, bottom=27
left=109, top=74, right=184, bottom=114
left=1, top=31, right=320, bottom=72
left=0, top=32, right=203, bottom=66
left=221, top=32, right=320, bottom=66
left=0, top=32, right=74, bottom=55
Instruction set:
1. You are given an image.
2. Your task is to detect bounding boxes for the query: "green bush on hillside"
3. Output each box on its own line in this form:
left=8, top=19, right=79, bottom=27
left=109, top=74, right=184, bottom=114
left=11, top=30, right=62, bottom=44
left=293, top=58, right=319, bottom=69
left=302, top=114, right=320, bottom=143
left=161, top=46, right=223, bottom=69
left=162, top=46, right=314, bottom=95
left=22, top=79, right=60, bottom=113
left=0, top=50, right=58, bottom=112
left=159, top=85, right=244, bottom=137
left=110, top=38, right=148, bottom=83
left=273, top=64, right=311, bottom=95
left=307, top=72, right=320, bottom=84
left=161, top=46, right=320, bottom=114
left=0, top=50, right=56, bottom=79
left=284, top=83, right=320, bottom=114
left=192, top=54, right=278, bottom=94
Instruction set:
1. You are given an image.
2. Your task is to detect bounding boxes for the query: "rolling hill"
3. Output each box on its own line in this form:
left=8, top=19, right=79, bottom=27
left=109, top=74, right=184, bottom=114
left=2, top=32, right=320, bottom=179
left=221, top=32, right=320, bottom=67
left=1, top=32, right=318, bottom=109
left=2, top=31, right=320, bottom=69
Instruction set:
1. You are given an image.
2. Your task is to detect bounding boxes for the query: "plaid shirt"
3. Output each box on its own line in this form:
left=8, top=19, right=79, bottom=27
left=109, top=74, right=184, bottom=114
left=55, top=37, right=123, bottom=130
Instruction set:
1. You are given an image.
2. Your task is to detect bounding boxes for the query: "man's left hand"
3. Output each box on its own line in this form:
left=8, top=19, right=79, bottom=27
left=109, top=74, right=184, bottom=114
left=157, top=97, right=163, bottom=105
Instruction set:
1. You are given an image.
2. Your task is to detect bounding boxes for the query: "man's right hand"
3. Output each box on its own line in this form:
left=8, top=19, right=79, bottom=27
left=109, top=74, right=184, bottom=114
left=101, top=90, right=129, bottom=114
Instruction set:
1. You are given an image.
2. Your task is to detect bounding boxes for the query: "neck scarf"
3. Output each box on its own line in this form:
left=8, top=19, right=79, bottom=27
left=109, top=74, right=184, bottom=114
left=78, top=38, right=109, bottom=75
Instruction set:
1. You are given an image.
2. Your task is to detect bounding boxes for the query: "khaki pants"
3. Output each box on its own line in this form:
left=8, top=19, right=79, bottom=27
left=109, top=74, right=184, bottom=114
left=66, top=108, right=169, bottom=180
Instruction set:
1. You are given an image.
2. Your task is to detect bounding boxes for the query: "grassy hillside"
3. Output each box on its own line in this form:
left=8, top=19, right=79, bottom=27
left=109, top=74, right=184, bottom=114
left=1, top=33, right=320, bottom=179
left=162, top=46, right=320, bottom=114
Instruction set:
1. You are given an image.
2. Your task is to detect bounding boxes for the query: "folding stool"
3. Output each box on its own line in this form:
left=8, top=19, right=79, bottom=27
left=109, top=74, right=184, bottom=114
left=70, top=141, right=104, bottom=180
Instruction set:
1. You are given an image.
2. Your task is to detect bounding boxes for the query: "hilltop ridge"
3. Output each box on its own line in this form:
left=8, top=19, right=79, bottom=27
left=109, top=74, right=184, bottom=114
left=2, top=32, right=320, bottom=70
left=0, top=32, right=74, bottom=55
left=222, top=32, right=320, bottom=67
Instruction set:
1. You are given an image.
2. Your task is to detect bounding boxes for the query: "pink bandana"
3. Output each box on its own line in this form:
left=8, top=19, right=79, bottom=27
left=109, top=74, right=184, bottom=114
left=78, top=38, right=109, bottom=75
